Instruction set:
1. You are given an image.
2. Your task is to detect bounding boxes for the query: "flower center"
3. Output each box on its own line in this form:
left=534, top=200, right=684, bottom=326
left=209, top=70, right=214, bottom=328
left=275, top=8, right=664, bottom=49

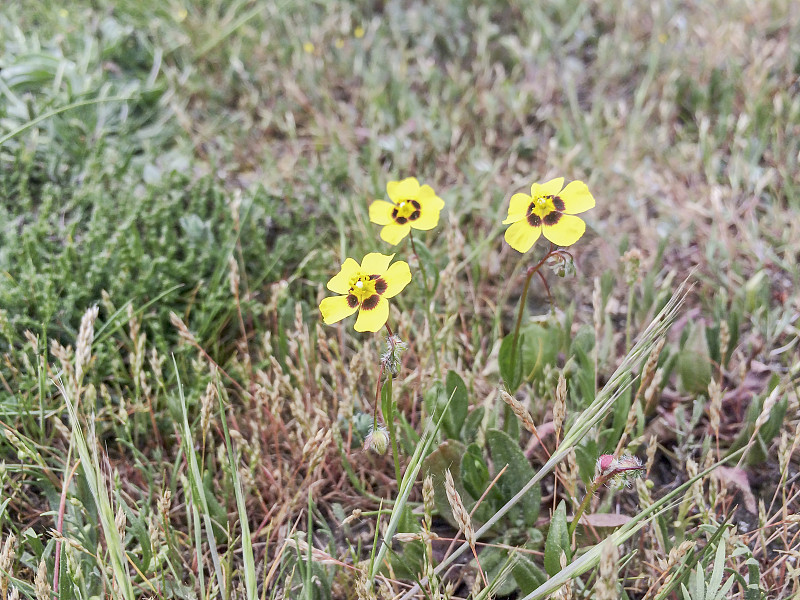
left=530, top=195, right=556, bottom=217
left=526, top=194, right=566, bottom=227
left=346, top=271, right=389, bottom=307
left=348, top=272, right=377, bottom=302
left=391, top=199, right=422, bottom=225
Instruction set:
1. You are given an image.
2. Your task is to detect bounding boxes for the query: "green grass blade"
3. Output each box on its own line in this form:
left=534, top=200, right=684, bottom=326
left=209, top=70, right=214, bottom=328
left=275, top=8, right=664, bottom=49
left=173, top=356, right=225, bottom=597
left=60, top=381, right=135, bottom=600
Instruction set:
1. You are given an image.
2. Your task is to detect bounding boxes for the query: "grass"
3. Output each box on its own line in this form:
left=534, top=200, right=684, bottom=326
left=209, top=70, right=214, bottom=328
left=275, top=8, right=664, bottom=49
left=1, top=0, right=799, bottom=599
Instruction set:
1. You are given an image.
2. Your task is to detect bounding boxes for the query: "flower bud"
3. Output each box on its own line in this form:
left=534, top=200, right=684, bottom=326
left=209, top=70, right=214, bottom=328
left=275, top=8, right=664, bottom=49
left=364, top=426, right=390, bottom=455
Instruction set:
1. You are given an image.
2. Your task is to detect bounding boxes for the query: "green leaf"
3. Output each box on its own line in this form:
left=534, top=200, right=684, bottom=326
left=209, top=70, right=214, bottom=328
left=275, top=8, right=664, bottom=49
left=544, top=500, right=571, bottom=576
left=745, top=557, right=762, bottom=600
left=462, top=406, right=485, bottom=444
left=499, top=333, right=524, bottom=392
left=500, top=324, right=560, bottom=393
left=575, top=438, right=598, bottom=485
left=413, top=239, right=440, bottom=291
left=444, top=370, right=469, bottom=439
left=678, top=325, right=712, bottom=394
left=381, top=376, right=393, bottom=429
left=512, top=553, right=547, bottom=595
left=520, top=324, right=560, bottom=381
left=423, top=440, right=470, bottom=529
left=460, top=443, right=490, bottom=501
left=475, top=546, right=518, bottom=597
left=486, top=429, right=540, bottom=526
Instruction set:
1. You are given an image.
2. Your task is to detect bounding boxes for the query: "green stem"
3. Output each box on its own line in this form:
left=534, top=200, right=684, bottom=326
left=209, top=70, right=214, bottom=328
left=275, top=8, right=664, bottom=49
left=568, top=466, right=644, bottom=537
left=387, top=395, right=401, bottom=485
left=624, top=282, right=635, bottom=352
left=568, top=479, right=601, bottom=537
left=378, top=323, right=402, bottom=484
left=408, top=231, right=442, bottom=379
left=509, top=246, right=561, bottom=384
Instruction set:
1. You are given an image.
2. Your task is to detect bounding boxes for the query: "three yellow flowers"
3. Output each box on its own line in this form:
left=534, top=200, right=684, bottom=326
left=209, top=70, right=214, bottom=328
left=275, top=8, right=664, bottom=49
left=319, top=176, right=595, bottom=331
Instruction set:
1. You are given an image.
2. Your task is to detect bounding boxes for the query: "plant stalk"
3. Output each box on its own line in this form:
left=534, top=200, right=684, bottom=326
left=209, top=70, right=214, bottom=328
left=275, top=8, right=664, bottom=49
left=408, top=231, right=442, bottom=379
left=509, top=246, right=565, bottom=383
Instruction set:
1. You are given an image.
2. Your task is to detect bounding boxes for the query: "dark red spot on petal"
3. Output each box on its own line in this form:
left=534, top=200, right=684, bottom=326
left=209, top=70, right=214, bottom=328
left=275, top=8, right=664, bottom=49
left=552, top=196, right=565, bottom=211
left=391, top=208, right=399, bottom=219
left=361, top=294, right=380, bottom=310
left=373, top=277, right=388, bottom=295
left=409, top=210, right=420, bottom=221
left=527, top=213, right=542, bottom=227
left=411, top=200, right=421, bottom=210
left=395, top=216, right=408, bottom=224
left=346, top=294, right=359, bottom=308
left=543, top=211, right=562, bottom=226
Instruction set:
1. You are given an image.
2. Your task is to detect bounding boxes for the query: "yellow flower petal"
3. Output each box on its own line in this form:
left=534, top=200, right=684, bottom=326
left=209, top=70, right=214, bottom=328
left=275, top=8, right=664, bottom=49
left=327, top=257, right=361, bottom=294
left=386, top=177, right=420, bottom=202
left=532, top=177, right=564, bottom=199
left=369, top=200, right=396, bottom=225
left=354, top=296, right=389, bottom=332
left=542, top=214, right=586, bottom=246
left=360, top=252, right=394, bottom=275
left=380, top=222, right=411, bottom=245
left=503, top=193, right=531, bottom=224
left=504, top=219, right=541, bottom=253
left=320, top=295, right=358, bottom=324
left=408, top=209, right=439, bottom=231
left=381, top=261, right=412, bottom=298
left=558, top=181, right=595, bottom=214
left=417, top=185, right=444, bottom=211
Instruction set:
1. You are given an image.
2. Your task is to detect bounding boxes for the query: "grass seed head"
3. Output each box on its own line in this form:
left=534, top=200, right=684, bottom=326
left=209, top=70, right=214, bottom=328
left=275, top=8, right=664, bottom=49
left=554, top=372, right=567, bottom=439
left=594, top=538, right=620, bottom=600
left=444, top=469, right=475, bottom=550
left=34, top=559, right=50, bottom=600
left=355, top=572, right=377, bottom=600
left=75, top=305, right=99, bottom=385
left=755, top=386, right=781, bottom=431
left=0, top=533, right=16, bottom=599
left=169, top=311, right=197, bottom=345
left=708, top=378, right=722, bottom=436
left=200, top=381, right=217, bottom=439
left=500, top=390, right=538, bottom=435
left=423, top=474, right=435, bottom=529
left=645, top=435, right=658, bottom=476
left=719, top=320, right=730, bottom=364
left=622, top=248, right=644, bottom=286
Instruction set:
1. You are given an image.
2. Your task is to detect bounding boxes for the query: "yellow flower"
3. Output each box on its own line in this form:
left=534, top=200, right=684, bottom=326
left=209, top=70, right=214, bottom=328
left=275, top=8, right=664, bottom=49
left=303, top=42, right=315, bottom=54
left=354, top=26, right=365, bottom=38
left=503, top=177, right=595, bottom=253
left=319, top=253, right=411, bottom=332
left=369, top=177, right=445, bottom=245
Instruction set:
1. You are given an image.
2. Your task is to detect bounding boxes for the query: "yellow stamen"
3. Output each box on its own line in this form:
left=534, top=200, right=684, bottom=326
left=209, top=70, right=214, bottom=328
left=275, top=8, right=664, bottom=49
left=530, top=195, right=557, bottom=218
left=348, top=272, right=376, bottom=302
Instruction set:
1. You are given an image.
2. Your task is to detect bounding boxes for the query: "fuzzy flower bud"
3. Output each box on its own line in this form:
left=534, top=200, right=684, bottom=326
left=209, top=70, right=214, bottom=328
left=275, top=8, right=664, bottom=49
left=364, top=425, right=390, bottom=455
left=380, top=334, right=407, bottom=375
left=595, top=454, right=644, bottom=487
